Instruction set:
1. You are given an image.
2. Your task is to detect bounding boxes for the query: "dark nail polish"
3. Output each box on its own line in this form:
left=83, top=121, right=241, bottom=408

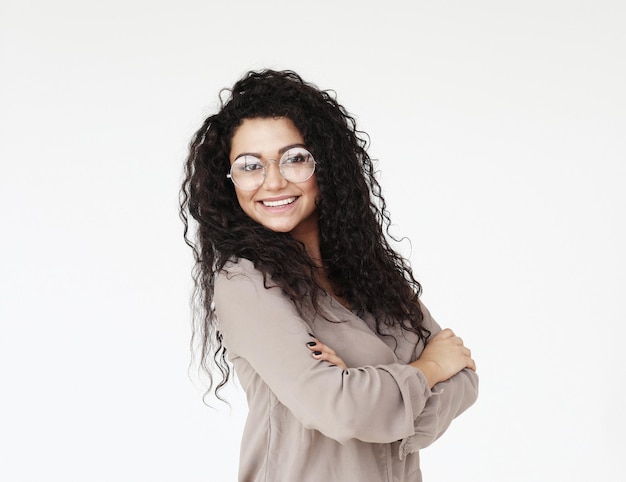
left=307, top=341, right=316, bottom=346
left=308, top=332, right=314, bottom=337
left=313, top=351, right=322, bottom=356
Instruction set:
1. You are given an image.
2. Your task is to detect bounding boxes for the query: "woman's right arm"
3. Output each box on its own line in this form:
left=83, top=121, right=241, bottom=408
left=214, top=260, right=433, bottom=445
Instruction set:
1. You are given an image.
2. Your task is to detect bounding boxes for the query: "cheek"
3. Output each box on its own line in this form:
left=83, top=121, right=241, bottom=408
left=305, top=176, right=321, bottom=201
left=234, top=189, right=244, bottom=205
left=234, top=189, right=254, bottom=214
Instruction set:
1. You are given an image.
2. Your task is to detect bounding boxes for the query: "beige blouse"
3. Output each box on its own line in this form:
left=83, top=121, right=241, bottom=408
left=214, top=259, right=478, bottom=482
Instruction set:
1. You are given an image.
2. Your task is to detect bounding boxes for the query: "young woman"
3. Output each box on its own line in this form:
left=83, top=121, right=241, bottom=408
left=181, top=69, right=478, bottom=481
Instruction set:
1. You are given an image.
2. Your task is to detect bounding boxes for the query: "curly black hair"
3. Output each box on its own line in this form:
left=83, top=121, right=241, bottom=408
left=180, top=69, right=429, bottom=400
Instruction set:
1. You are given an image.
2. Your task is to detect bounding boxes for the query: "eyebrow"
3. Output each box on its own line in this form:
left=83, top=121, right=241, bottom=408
left=233, top=143, right=307, bottom=160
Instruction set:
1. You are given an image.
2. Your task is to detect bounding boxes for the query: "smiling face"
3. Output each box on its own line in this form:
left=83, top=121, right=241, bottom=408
left=229, top=117, right=321, bottom=250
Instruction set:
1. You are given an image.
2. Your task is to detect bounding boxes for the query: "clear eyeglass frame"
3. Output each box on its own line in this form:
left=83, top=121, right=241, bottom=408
left=227, top=147, right=316, bottom=191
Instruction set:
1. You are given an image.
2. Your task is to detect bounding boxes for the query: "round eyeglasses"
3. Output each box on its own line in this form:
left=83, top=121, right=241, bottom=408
left=227, top=147, right=316, bottom=191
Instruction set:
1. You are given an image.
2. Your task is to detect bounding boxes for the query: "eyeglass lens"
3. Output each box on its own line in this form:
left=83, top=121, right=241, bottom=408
left=229, top=148, right=316, bottom=190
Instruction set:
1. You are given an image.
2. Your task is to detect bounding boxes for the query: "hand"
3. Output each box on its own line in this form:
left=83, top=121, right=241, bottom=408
left=306, top=337, right=348, bottom=370
left=411, top=328, right=476, bottom=388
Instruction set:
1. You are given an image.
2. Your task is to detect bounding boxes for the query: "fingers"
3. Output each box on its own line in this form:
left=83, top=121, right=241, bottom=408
left=454, top=337, right=476, bottom=371
left=429, top=329, right=477, bottom=373
left=314, top=351, right=347, bottom=369
left=307, top=338, right=337, bottom=355
left=307, top=338, right=337, bottom=359
left=306, top=338, right=347, bottom=370
left=434, top=328, right=468, bottom=347
left=439, top=328, right=455, bottom=338
left=466, top=356, right=477, bottom=371
left=462, top=346, right=476, bottom=371
left=306, top=332, right=474, bottom=374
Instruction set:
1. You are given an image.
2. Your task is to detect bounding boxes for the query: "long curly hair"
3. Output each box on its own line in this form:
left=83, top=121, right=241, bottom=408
left=180, top=69, right=429, bottom=400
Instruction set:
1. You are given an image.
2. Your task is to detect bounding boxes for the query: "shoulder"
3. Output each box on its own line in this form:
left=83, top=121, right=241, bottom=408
left=217, top=257, right=277, bottom=285
left=218, top=257, right=258, bottom=280
left=213, top=258, right=302, bottom=340
left=215, top=257, right=282, bottom=302
left=216, top=258, right=262, bottom=293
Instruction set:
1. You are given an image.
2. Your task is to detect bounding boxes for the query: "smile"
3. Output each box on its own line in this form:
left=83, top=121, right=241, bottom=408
left=261, top=197, right=297, bottom=207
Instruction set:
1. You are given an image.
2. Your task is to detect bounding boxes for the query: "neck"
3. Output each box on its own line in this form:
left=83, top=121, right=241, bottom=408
left=290, top=216, right=322, bottom=264
left=290, top=221, right=351, bottom=310
left=308, top=254, right=351, bottom=311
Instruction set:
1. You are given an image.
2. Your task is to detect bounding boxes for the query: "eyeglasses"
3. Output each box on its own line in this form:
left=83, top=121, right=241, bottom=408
left=227, top=147, right=316, bottom=191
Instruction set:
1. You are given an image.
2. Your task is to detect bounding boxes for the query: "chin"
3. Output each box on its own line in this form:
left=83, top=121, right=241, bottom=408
left=262, top=222, right=295, bottom=233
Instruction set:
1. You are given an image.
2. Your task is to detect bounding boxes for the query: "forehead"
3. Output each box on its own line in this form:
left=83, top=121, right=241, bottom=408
left=230, top=117, right=304, bottom=159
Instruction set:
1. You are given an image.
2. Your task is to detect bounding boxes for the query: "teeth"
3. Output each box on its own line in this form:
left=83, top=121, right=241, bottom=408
left=262, top=197, right=296, bottom=207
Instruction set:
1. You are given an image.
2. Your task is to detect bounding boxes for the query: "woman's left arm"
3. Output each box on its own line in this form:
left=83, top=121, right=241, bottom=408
left=313, top=339, right=478, bottom=455
left=312, top=303, right=479, bottom=456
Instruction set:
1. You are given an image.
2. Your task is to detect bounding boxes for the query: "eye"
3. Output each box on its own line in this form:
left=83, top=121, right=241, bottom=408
left=283, top=150, right=312, bottom=164
left=233, top=156, right=264, bottom=172
left=242, top=162, right=264, bottom=172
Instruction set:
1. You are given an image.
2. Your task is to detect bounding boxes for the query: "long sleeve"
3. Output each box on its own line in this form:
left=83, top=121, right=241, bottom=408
left=399, top=369, right=478, bottom=458
left=398, top=305, right=480, bottom=459
left=214, top=259, right=433, bottom=445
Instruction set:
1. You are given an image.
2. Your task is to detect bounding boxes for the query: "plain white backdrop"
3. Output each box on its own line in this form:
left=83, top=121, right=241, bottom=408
left=1, top=1, right=624, bottom=481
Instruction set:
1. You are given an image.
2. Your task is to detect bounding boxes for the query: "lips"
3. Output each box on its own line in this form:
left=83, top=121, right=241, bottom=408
left=261, top=196, right=297, bottom=207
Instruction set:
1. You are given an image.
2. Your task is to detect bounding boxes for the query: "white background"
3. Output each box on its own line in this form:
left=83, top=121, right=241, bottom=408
left=1, top=1, right=624, bottom=481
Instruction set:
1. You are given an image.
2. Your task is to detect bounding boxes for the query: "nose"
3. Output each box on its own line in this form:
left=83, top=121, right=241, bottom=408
left=262, top=159, right=289, bottom=190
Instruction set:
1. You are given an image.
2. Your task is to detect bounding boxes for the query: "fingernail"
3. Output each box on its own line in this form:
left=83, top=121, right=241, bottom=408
left=308, top=333, right=314, bottom=337
left=307, top=341, right=316, bottom=346
left=313, top=351, right=322, bottom=356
